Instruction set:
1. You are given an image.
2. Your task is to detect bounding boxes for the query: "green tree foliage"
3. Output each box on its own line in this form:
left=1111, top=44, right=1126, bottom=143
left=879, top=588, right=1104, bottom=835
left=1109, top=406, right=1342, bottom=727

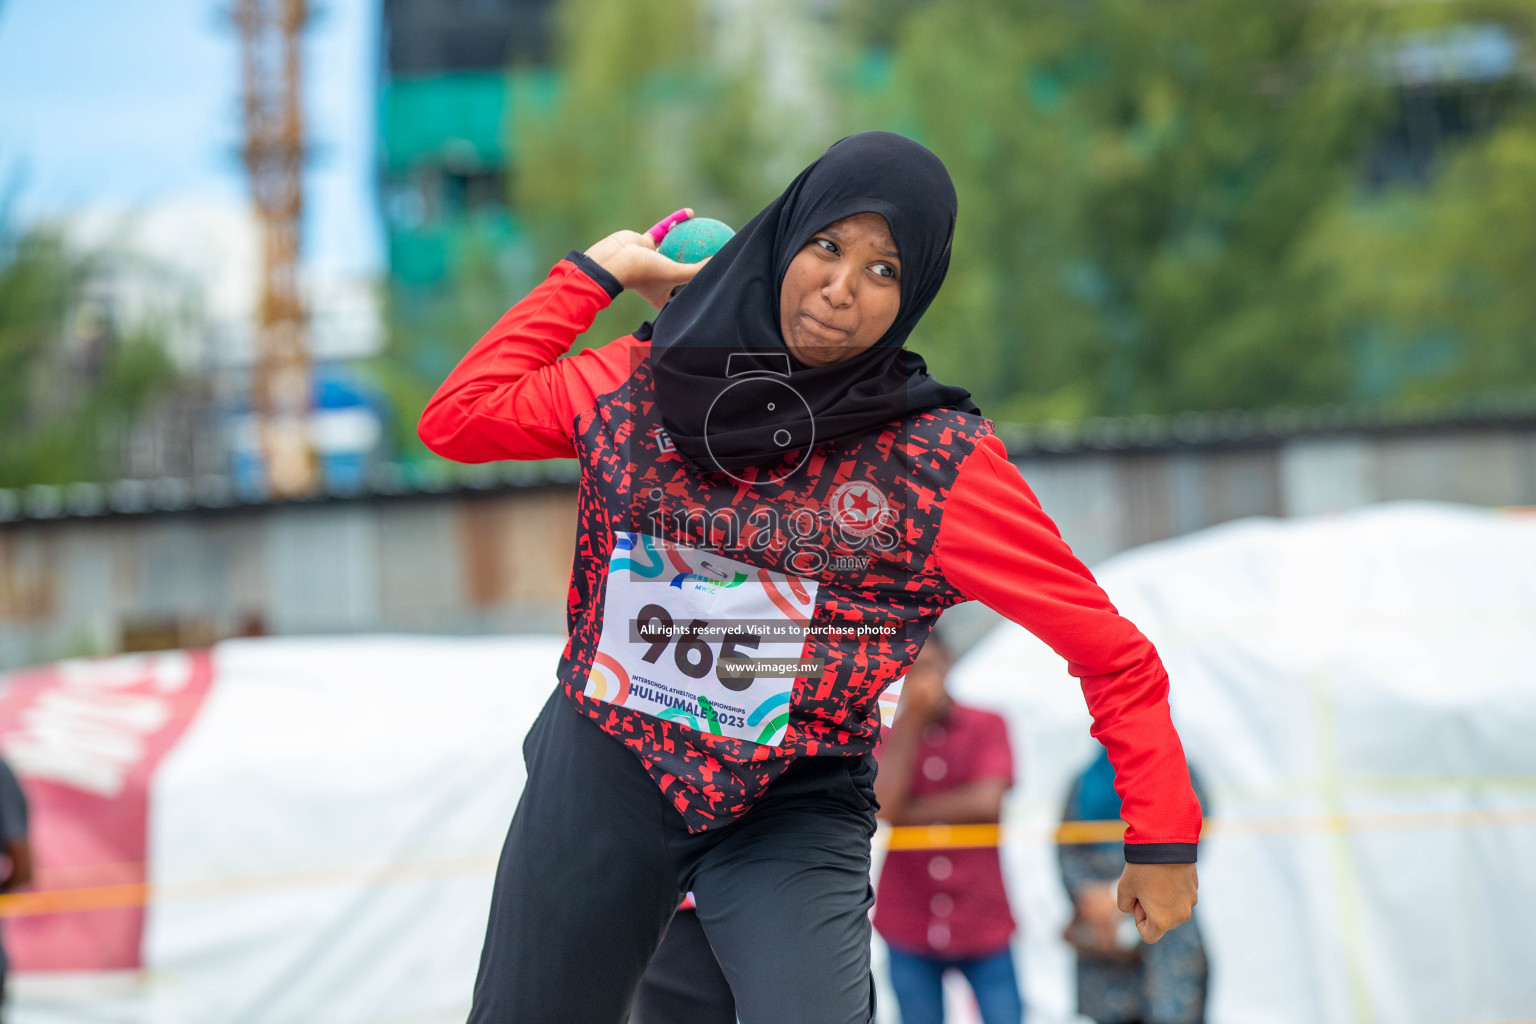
left=393, top=0, right=1536, bottom=438
left=379, top=0, right=847, bottom=460
left=375, top=225, right=522, bottom=460
left=511, top=0, right=839, bottom=349
left=1303, top=120, right=1536, bottom=400
left=846, top=0, right=1536, bottom=419
left=0, top=226, right=177, bottom=487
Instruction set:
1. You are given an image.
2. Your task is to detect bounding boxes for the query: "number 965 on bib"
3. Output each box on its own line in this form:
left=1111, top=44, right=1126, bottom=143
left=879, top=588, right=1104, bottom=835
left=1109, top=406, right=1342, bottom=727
left=585, top=533, right=820, bottom=747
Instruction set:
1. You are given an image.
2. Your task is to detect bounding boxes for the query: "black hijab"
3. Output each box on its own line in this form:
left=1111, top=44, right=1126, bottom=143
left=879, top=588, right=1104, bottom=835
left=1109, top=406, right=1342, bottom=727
left=649, top=131, right=979, bottom=475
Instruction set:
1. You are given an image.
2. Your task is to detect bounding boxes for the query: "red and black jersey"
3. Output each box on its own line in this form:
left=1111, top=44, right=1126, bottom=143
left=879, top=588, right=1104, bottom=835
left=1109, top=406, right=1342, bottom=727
left=419, top=256, right=1202, bottom=860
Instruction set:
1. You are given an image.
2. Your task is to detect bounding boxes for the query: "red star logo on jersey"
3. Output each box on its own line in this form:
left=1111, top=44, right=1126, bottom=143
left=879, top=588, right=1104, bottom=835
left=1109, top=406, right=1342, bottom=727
left=829, top=480, right=889, bottom=539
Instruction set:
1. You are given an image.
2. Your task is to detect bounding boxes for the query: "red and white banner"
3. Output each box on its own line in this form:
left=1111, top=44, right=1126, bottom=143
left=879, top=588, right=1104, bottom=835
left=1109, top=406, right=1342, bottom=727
left=0, top=651, right=212, bottom=971
left=0, top=636, right=564, bottom=1024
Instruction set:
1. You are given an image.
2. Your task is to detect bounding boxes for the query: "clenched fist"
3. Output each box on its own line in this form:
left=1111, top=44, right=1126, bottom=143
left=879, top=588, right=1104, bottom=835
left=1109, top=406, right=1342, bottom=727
left=1116, top=861, right=1198, bottom=943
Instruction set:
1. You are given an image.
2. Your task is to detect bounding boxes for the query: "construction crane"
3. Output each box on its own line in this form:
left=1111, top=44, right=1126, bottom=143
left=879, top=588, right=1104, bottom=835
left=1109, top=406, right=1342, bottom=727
left=235, top=0, right=317, bottom=497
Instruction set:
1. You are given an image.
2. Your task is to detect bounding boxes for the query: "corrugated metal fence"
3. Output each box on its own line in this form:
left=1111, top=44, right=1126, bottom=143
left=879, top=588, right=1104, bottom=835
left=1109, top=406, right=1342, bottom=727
left=3, top=414, right=1534, bottom=671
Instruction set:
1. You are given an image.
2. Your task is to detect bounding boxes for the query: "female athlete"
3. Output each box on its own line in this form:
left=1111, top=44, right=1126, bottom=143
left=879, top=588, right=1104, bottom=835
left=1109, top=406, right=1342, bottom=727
left=419, top=131, right=1201, bottom=1024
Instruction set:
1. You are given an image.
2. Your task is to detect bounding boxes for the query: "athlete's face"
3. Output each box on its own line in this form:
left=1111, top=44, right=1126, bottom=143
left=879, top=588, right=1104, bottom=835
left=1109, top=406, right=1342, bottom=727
left=778, top=212, right=902, bottom=368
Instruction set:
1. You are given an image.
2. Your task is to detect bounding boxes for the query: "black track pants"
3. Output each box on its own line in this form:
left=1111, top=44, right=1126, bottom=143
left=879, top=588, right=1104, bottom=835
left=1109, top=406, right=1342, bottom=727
left=629, top=908, right=735, bottom=1024
left=468, top=686, right=878, bottom=1024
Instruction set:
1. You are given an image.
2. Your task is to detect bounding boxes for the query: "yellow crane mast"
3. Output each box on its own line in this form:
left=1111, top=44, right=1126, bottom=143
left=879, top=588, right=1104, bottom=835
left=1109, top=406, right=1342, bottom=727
left=235, top=0, right=316, bottom=497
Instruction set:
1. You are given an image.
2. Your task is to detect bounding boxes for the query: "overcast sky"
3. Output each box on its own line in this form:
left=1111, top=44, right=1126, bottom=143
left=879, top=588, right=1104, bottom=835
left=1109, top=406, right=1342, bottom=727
left=0, top=0, right=383, bottom=277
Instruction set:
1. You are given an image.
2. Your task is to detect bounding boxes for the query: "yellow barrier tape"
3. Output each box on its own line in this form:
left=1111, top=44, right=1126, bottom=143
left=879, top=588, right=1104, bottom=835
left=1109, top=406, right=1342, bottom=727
left=3, top=806, right=1533, bottom=919
left=0, top=882, right=149, bottom=917
left=0, top=855, right=498, bottom=920
left=885, top=823, right=1002, bottom=850
left=888, top=805, right=1536, bottom=850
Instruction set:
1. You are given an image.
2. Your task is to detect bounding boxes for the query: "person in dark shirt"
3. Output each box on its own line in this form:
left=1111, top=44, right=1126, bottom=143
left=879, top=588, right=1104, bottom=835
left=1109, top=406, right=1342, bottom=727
left=874, top=637, right=1023, bottom=1024
left=0, top=755, right=32, bottom=1020
left=1060, top=749, right=1210, bottom=1024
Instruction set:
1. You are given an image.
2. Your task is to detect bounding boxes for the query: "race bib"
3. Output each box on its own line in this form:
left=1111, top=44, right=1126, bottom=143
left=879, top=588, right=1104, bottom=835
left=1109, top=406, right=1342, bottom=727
left=585, top=533, right=819, bottom=747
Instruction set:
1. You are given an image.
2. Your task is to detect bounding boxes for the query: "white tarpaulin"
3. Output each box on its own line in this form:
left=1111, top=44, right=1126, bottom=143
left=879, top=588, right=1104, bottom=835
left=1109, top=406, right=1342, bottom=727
left=1, top=502, right=1532, bottom=1023
left=949, top=502, right=1536, bottom=1024
left=1, top=635, right=567, bottom=1024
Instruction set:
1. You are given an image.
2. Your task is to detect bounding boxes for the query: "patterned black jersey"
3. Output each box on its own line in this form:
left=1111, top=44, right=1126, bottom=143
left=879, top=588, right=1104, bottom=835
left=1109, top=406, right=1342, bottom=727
left=420, top=258, right=1202, bottom=859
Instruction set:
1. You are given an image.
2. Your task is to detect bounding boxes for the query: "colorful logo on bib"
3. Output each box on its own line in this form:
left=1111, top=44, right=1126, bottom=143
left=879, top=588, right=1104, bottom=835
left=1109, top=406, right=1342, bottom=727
left=612, top=533, right=668, bottom=578
left=584, top=652, right=631, bottom=705
left=671, top=556, right=749, bottom=592
left=747, top=690, right=793, bottom=746
left=591, top=533, right=819, bottom=746
left=829, top=480, right=890, bottom=539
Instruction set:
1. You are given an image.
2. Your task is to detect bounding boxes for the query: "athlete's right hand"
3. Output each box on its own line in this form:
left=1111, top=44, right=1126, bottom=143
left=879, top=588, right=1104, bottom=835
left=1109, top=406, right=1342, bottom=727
left=585, top=217, right=707, bottom=310
left=1116, top=860, right=1198, bottom=944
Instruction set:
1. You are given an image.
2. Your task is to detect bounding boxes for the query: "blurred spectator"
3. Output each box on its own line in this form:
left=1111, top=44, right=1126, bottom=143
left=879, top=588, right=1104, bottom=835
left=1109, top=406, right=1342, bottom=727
left=628, top=898, right=734, bottom=1024
left=1059, top=750, right=1209, bottom=1024
left=873, top=639, right=1023, bottom=1024
left=0, top=754, right=30, bottom=1022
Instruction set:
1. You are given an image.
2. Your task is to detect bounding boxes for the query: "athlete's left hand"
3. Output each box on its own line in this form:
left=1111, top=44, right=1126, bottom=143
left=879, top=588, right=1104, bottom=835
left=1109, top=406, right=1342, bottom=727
left=1116, top=861, right=1197, bottom=943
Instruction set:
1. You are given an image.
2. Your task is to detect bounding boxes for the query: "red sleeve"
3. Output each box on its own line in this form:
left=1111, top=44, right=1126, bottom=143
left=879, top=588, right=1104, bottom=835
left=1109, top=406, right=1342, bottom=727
left=417, top=258, right=646, bottom=462
left=934, top=433, right=1202, bottom=861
